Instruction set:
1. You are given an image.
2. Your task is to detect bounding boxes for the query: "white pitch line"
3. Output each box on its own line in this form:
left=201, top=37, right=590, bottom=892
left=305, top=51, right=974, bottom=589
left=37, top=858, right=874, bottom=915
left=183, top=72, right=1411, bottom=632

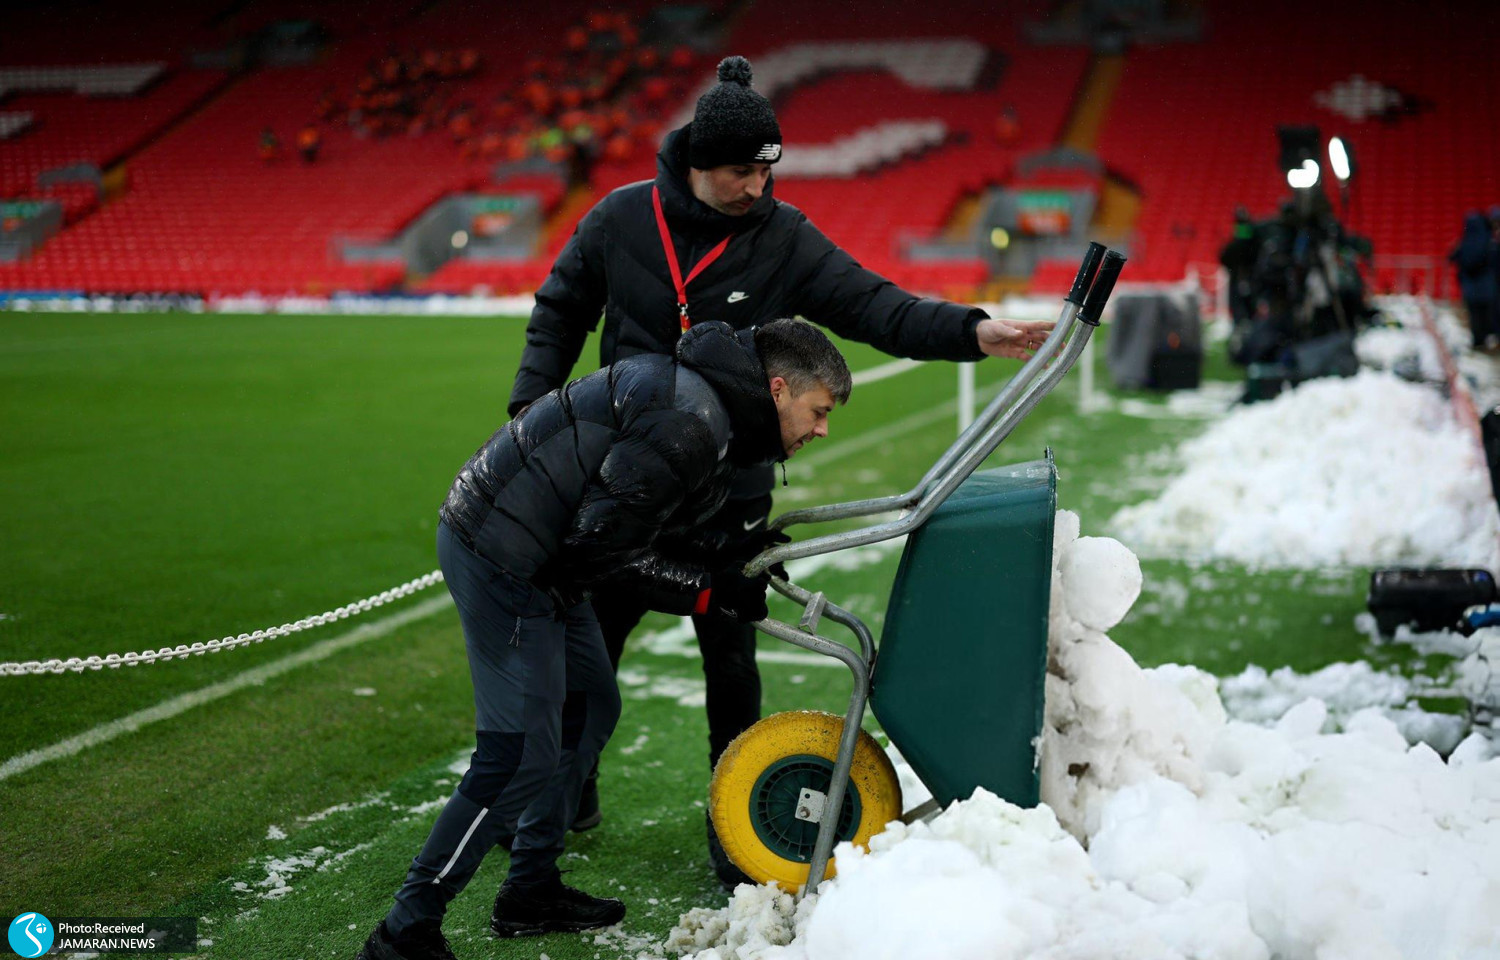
left=850, top=357, right=924, bottom=387
left=0, top=594, right=453, bottom=783
left=791, top=379, right=1006, bottom=475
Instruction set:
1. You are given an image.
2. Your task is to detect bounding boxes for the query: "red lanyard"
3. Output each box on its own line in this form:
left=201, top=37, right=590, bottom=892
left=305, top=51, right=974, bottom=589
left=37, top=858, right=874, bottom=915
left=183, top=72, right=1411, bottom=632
left=652, top=185, right=732, bottom=332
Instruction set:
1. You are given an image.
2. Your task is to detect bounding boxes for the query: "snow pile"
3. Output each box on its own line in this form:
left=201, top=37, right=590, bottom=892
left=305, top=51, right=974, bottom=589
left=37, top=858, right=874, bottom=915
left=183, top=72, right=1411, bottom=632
left=1219, top=661, right=1469, bottom=755
left=1355, top=300, right=1450, bottom=382
left=1358, top=297, right=1500, bottom=409
left=1355, top=613, right=1500, bottom=717
left=1040, top=513, right=1221, bottom=839
left=1111, top=369, right=1499, bottom=569
left=1355, top=325, right=1445, bottom=382
left=1220, top=661, right=1411, bottom=723
left=1446, top=630, right=1500, bottom=712
left=665, top=885, right=809, bottom=959
left=661, top=513, right=1500, bottom=960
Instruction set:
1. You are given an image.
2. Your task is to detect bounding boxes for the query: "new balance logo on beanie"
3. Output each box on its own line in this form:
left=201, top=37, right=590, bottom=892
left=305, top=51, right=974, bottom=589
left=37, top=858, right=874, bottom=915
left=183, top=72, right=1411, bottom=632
left=687, top=56, right=783, bottom=170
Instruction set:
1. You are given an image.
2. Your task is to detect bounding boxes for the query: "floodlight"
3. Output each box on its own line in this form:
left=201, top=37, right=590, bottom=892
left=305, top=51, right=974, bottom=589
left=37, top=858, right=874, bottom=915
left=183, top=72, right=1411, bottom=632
left=1286, top=159, right=1320, bottom=190
left=1328, top=137, right=1354, bottom=183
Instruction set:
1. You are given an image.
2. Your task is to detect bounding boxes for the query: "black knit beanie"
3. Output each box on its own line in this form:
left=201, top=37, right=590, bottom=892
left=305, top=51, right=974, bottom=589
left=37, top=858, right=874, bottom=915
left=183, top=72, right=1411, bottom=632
left=688, top=56, right=782, bottom=168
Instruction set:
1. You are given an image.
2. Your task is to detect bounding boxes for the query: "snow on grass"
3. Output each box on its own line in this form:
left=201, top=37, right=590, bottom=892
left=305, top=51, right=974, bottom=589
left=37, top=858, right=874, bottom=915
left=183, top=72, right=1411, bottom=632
left=619, top=669, right=707, bottom=707
left=1353, top=613, right=1500, bottom=717
left=595, top=925, right=667, bottom=959
left=1111, top=369, right=1499, bottom=569
left=232, top=841, right=373, bottom=904
left=660, top=512, right=1500, bottom=960
left=1219, top=661, right=1469, bottom=754
left=404, top=797, right=449, bottom=815
left=1220, top=661, right=1412, bottom=723
left=297, top=791, right=389, bottom=823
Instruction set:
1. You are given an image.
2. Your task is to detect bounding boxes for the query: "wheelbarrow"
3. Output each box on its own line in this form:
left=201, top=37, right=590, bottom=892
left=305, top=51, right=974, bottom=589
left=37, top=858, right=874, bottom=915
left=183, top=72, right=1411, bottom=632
left=708, top=243, right=1126, bottom=894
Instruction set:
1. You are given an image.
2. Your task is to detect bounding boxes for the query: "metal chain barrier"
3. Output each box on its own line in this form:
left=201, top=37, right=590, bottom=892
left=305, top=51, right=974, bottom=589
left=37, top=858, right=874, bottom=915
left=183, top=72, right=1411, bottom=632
left=1, top=570, right=445, bottom=677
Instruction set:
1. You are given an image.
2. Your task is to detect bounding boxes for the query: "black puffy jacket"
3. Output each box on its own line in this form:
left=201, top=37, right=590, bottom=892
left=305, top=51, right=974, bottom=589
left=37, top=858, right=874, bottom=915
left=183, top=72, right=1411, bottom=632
left=1450, top=212, right=1498, bottom=304
left=508, top=124, right=986, bottom=495
left=442, top=322, right=781, bottom=613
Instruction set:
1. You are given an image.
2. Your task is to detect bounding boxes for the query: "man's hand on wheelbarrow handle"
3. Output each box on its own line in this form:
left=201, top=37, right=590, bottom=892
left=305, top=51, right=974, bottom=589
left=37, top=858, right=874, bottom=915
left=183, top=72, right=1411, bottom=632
left=975, top=317, right=1057, bottom=361
left=697, top=566, right=771, bottom=623
left=731, top=529, right=791, bottom=580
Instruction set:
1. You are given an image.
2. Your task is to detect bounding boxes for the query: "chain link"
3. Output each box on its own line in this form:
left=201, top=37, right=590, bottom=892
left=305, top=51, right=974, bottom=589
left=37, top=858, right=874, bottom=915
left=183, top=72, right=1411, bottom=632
left=1, top=570, right=445, bottom=677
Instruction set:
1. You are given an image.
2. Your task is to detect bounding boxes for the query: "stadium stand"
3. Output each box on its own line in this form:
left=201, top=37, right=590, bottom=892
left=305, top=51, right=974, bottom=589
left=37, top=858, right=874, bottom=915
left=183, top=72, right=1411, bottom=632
left=0, top=69, right=227, bottom=198
left=1093, top=0, right=1500, bottom=291
left=422, top=0, right=1089, bottom=298
left=0, top=2, right=572, bottom=294
left=2, top=0, right=1493, bottom=300
left=2, top=0, right=694, bottom=295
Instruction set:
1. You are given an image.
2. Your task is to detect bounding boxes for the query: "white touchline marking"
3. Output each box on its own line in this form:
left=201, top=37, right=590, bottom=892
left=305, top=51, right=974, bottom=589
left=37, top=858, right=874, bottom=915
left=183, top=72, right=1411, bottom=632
left=791, top=378, right=1005, bottom=475
left=0, top=594, right=453, bottom=782
left=849, top=357, right=924, bottom=387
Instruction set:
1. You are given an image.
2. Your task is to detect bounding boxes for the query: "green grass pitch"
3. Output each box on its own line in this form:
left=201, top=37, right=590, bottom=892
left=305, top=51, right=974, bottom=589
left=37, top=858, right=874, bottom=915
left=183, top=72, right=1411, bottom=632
left=0, top=312, right=1415, bottom=958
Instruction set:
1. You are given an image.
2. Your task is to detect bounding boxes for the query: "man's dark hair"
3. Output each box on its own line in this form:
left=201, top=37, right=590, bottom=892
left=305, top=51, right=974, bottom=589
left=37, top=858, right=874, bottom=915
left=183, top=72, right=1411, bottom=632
left=754, top=318, right=852, bottom=404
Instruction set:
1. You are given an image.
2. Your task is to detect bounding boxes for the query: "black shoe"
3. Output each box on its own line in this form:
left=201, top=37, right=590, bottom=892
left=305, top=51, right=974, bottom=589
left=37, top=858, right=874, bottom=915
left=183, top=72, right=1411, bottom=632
left=706, top=812, right=754, bottom=892
left=355, top=919, right=458, bottom=960
left=490, top=876, right=626, bottom=938
left=572, top=776, right=602, bottom=832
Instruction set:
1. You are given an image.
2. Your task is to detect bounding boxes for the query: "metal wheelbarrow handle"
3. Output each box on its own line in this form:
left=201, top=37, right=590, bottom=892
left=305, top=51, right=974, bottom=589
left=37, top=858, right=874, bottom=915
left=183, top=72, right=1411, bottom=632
left=745, top=245, right=1125, bottom=579
left=735, top=243, right=1124, bottom=896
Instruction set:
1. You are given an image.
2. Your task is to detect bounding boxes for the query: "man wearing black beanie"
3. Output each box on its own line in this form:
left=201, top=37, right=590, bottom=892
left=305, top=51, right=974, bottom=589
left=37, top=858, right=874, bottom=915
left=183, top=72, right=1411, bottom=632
left=685, top=55, right=783, bottom=171
left=508, top=54, right=1053, bottom=888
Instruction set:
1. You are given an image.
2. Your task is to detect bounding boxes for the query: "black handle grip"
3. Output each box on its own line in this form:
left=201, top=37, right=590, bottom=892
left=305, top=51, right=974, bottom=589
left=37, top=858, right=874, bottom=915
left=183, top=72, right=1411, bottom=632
left=1066, top=242, right=1107, bottom=305
left=1079, top=250, right=1126, bottom=326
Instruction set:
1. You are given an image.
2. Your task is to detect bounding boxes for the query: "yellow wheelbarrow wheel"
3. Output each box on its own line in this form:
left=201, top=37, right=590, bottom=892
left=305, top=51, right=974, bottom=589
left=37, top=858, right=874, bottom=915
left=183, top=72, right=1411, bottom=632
left=709, top=710, right=902, bottom=891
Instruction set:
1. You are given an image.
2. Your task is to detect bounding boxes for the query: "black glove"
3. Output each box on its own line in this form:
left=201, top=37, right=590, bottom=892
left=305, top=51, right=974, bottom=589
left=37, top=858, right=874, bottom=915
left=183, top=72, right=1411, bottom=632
left=657, top=527, right=732, bottom=565
left=731, top=529, right=791, bottom=580
left=710, top=566, right=771, bottom=623
left=735, top=528, right=790, bottom=558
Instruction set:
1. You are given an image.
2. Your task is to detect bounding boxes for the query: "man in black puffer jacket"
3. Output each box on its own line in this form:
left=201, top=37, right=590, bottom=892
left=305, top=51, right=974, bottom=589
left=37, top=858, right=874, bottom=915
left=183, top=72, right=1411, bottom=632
left=507, top=55, right=1056, bottom=882
left=357, top=320, right=851, bottom=960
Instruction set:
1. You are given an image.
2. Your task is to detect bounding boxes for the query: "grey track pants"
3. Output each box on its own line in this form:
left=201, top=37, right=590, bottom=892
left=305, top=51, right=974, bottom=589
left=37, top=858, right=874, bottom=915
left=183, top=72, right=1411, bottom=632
left=386, top=522, right=621, bottom=934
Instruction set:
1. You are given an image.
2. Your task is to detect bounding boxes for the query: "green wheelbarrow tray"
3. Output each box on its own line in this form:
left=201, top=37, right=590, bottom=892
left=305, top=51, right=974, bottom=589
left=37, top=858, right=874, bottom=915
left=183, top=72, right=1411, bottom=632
left=737, top=243, right=1127, bottom=894
left=871, top=457, right=1057, bottom=811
